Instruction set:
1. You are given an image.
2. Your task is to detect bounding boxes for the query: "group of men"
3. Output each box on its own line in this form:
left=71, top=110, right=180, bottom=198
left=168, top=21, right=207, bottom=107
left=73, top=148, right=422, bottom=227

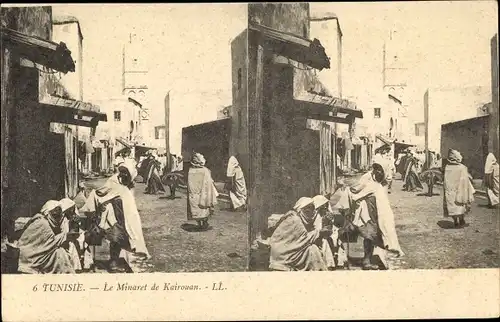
left=267, top=159, right=404, bottom=271
left=14, top=198, right=91, bottom=274
left=266, top=145, right=499, bottom=271
left=11, top=158, right=151, bottom=274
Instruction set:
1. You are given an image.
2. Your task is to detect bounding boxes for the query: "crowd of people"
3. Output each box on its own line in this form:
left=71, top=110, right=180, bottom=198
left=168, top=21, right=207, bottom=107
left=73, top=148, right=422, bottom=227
left=394, top=148, right=444, bottom=196
left=13, top=158, right=148, bottom=274
left=268, top=161, right=403, bottom=271
left=266, top=147, right=499, bottom=271
left=10, top=148, right=249, bottom=274
left=9, top=143, right=497, bottom=274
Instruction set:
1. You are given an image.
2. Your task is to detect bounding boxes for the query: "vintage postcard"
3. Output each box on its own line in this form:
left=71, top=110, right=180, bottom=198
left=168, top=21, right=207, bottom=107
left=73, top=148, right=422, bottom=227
left=1, top=2, right=499, bottom=321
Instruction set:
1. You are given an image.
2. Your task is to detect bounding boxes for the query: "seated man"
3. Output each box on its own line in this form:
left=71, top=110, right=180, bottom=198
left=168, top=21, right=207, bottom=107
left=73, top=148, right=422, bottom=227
left=268, top=197, right=329, bottom=271
left=17, top=200, right=80, bottom=274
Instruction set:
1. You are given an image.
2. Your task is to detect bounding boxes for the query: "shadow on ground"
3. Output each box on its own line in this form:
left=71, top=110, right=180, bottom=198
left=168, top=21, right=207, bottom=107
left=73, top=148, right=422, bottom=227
left=159, top=196, right=182, bottom=200
left=437, top=220, right=455, bottom=229
left=437, top=220, right=470, bottom=229
left=180, top=223, right=214, bottom=232
left=416, top=193, right=440, bottom=197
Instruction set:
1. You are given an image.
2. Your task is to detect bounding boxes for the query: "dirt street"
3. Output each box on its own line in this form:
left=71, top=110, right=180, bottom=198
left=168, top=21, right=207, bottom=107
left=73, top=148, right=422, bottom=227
left=334, top=177, right=499, bottom=270
left=250, top=176, right=499, bottom=271
left=387, top=179, right=499, bottom=269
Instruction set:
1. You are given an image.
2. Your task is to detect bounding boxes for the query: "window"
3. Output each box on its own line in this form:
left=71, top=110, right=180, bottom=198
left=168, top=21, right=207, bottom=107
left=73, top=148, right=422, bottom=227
left=114, top=111, right=121, bottom=122
left=155, top=127, right=165, bottom=140
left=374, top=108, right=381, bottom=118
left=415, top=123, right=425, bottom=137
left=237, top=68, right=242, bottom=90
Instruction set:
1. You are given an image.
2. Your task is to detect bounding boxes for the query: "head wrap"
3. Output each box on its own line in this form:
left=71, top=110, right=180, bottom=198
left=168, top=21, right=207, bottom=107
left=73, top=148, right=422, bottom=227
left=484, top=153, right=497, bottom=174
left=40, top=200, right=60, bottom=215
left=448, top=149, right=463, bottom=164
left=191, top=153, right=206, bottom=167
left=312, top=195, right=333, bottom=212
left=293, top=197, right=314, bottom=211
left=118, top=158, right=138, bottom=181
left=60, top=198, right=79, bottom=216
left=40, top=200, right=63, bottom=229
left=60, top=198, right=75, bottom=212
left=226, top=156, right=239, bottom=177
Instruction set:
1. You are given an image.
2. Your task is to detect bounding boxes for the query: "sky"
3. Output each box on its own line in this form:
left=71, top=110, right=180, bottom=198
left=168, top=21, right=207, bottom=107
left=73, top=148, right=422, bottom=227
left=312, top=1, right=498, bottom=122
left=51, top=2, right=498, bottom=151
left=52, top=3, right=246, bottom=152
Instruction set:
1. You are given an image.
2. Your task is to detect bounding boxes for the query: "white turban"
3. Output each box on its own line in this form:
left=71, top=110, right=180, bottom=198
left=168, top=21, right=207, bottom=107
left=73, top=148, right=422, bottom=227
left=60, top=198, right=79, bottom=216
left=312, top=195, right=332, bottom=212
left=293, top=197, right=314, bottom=211
left=40, top=200, right=61, bottom=215
left=191, top=153, right=206, bottom=167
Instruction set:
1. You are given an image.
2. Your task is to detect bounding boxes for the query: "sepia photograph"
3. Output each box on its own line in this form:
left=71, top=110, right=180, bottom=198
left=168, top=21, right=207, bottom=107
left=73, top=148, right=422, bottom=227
left=1, top=1, right=499, bottom=320
left=1, top=3, right=249, bottom=274
left=245, top=2, right=499, bottom=272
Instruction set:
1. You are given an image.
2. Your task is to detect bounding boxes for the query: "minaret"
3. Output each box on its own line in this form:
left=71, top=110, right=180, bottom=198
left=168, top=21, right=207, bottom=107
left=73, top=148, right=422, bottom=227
left=382, top=26, right=407, bottom=99
left=123, top=29, right=150, bottom=143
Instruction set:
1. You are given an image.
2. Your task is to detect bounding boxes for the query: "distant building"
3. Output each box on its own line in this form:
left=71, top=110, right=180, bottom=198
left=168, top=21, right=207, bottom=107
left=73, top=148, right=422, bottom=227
left=383, top=26, right=408, bottom=95
left=122, top=31, right=152, bottom=144
left=382, top=26, right=412, bottom=144
left=424, top=86, right=490, bottom=153
left=92, top=96, right=144, bottom=170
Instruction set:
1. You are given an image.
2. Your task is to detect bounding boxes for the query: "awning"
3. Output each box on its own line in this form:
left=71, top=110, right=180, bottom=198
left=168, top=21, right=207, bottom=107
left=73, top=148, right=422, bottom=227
left=116, top=137, right=133, bottom=149
left=294, top=94, right=363, bottom=124
left=375, top=135, right=394, bottom=145
left=395, top=141, right=416, bottom=149
left=1, top=27, right=75, bottom=74
left=40, top=95, right=107, bottom=128
left=249, top=23, right=330, bottom=70
left=134, top=145, right=156, bottom=155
